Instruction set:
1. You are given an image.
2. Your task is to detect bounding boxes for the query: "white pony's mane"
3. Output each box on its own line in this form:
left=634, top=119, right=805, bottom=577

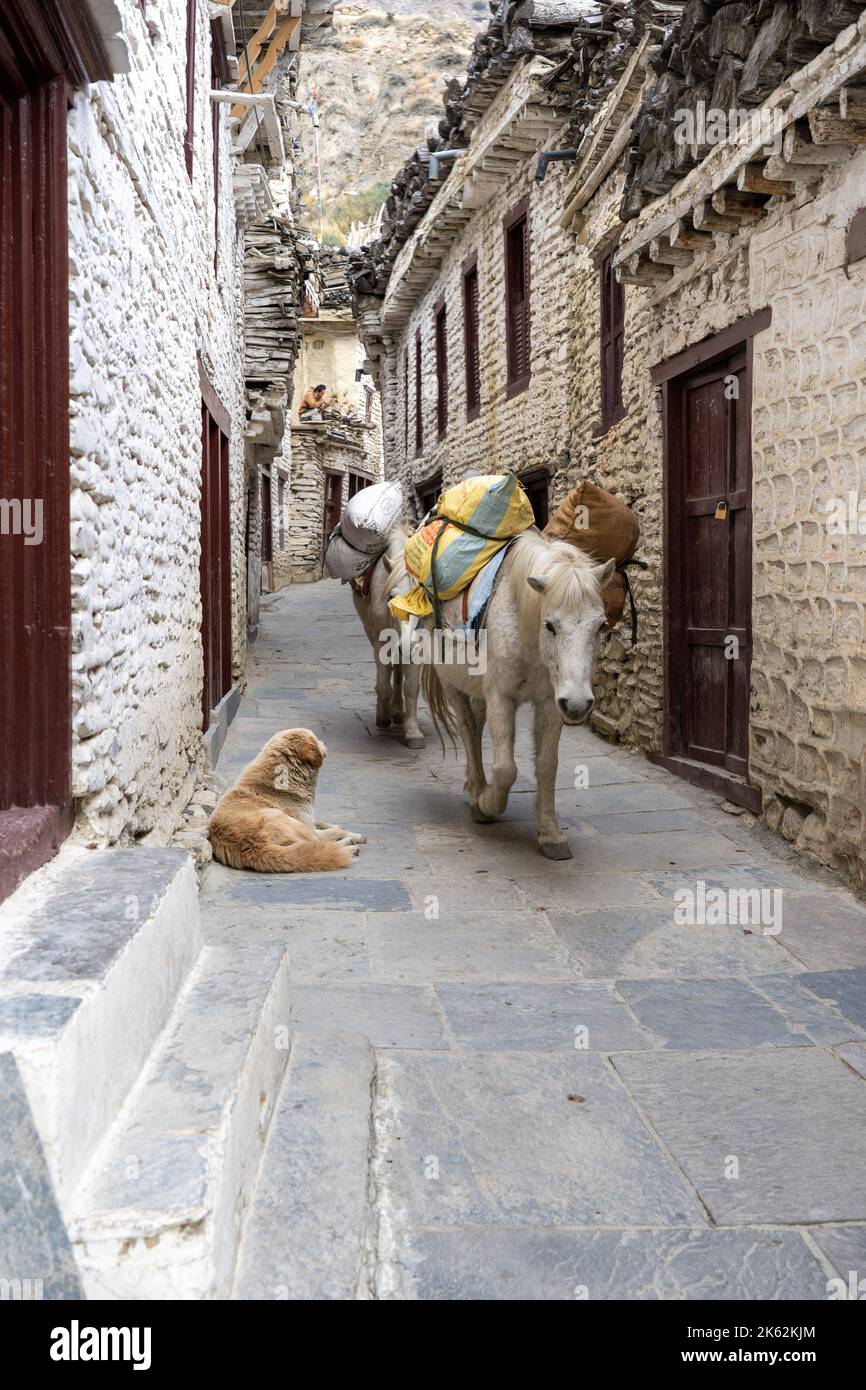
left=508, top=530, right=603, bottom=644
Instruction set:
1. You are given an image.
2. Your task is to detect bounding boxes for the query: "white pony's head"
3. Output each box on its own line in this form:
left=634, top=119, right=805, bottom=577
left=512, top=532, right=613, bottom=725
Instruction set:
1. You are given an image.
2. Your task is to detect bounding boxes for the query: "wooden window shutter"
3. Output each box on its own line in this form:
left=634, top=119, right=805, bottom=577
left=435, top=301, right=448, bottom=439
left=185, top=0, right=197, bottom=178
left=463, top=257, right=480, bottom=419
left=414, top=327, right=422, bottom=455
left=504, top=199, right=530, bottom=397
left=404, top=348, right=409, bottom=455
left=600, top=250, right=625, bottom=431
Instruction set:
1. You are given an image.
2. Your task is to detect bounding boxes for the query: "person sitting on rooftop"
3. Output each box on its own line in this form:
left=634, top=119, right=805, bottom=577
left=299, top=383, right=336, bottom=422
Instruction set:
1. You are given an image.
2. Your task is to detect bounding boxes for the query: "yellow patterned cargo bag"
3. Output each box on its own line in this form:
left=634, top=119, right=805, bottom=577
left=388, top=473, right=535, bottom=620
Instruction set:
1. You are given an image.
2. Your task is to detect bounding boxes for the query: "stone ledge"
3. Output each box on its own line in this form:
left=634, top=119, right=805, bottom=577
left=0, top=848, right=201, bottom=1204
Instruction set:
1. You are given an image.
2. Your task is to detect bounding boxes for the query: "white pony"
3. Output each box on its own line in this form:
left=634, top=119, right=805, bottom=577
left=423, top=529, right=614, bottom=858
left=352, top=528, right=425, bottom=748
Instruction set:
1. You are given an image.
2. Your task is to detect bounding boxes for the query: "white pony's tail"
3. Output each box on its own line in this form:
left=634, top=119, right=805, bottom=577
left=421, top=662, right=458, bottom=755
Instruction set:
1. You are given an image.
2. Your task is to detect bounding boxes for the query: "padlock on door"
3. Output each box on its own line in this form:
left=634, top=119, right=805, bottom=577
left=714, top=500, right=729, bottom=520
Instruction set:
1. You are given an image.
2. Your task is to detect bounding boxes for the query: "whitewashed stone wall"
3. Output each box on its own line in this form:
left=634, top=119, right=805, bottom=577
left=381, top=156, right=577, bottom=514
left=67, top=0, right=246, bottom=843
left=569, top=153, right=866, bottom=890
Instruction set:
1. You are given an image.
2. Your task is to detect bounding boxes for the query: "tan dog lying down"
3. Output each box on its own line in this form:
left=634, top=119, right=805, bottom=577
left=209, top=728, right=366, bottom=872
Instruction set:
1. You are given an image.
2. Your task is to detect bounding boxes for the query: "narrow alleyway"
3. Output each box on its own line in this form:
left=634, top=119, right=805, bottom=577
left=203, top=582, right=866, bottom=1301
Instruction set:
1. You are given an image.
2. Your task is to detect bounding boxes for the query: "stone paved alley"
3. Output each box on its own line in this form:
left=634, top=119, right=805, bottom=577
left=204, top=581, right=866, bottom=1301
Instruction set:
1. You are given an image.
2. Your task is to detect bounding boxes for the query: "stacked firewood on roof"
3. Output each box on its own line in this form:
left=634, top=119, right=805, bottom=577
left=244, top=219, right=318, bottom=382
left=620, top=0, right=866, bottom=219
left=349, top=1, right=603, bottom=299
left=540, top=2, right=684, bottom=141
left=318, top=247, right=353, bottom=312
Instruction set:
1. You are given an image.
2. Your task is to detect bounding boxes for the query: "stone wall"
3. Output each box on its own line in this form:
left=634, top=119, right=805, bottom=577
left=66, top=0, right=246, bottom=843
left=287, top=425, right=379, bottom=582
left=567, top=153, right=866, bottom=890
left=379, top=140, right=577, bottom=513
left=749, top=154, right=866, bottom=887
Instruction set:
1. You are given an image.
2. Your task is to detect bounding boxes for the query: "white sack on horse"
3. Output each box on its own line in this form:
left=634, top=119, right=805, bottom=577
left=324, top=528, right=375, bottom=582
left=340, top=480, right=403, bottom=556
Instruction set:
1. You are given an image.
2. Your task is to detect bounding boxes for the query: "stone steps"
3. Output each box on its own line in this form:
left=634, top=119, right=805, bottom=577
left=0, top=848, right=201, bottom=1209
left=69, top=940, right=292, bottom=1300
left=232, top=1031, right=377, bottom=1301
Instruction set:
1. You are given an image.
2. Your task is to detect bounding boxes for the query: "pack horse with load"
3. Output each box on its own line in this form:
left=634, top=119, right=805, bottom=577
left=325, top=471, right=640, bottom=858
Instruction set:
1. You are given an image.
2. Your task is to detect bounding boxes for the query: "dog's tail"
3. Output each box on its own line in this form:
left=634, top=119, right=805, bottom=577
left=420, top=662, right=457, bottom=755
left=211, top=835, right=355, bottom=873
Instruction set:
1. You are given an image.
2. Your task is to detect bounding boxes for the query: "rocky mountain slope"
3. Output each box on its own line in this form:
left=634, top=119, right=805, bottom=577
left=295, top=3, right=484, bottom=242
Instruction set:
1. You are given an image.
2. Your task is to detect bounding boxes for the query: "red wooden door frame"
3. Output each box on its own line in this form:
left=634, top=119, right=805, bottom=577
left=0, top=76, right=73, bottom=901
left=322, top=471, right=343, bottom=557
left=199, top=364, right=232, bottom=729
left=654, top=310, right=770, bottom=811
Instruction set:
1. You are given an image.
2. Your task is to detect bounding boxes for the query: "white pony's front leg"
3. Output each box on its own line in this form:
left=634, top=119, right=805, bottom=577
left=477, top=691, right=516, bottom=820
left=374, top=639, right=394, bottom=727
left=534, top=698, right=571, bottom=859
left=449, top=688, right=488, bottom=816
left=401, top=660, right=424, bottom=748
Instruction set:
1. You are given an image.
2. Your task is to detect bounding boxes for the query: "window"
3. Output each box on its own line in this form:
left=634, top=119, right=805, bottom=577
left=414, top=326, right=422, bottom=456
left=364, top=386, right=373, bottom=424
left=600, top=248, right=625, bottom=430
left=434, top=300, right=448, bottom=439
left=463, top=255, right=481, bottom=420
left=348, top=471, right=372, bottom=500
left=416, top=470, right=442, bottom=519
left=504, top=197, right=531, bottom=396
left=185, top=1, right=197, bottom=178
left=518, top=468, right=550, bottom=530
left=200, top=382, right=232, bottom=727
left=210, top=18, right=228, bottom=267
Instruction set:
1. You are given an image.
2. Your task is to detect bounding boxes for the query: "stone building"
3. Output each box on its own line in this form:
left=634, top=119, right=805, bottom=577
left=0, top=0, right=379, bottom=885
left=352, top=0, right=866, bottom=893
left=278, top=252, right=384, bottom=585
left=0, top=0, right=343, bottom=896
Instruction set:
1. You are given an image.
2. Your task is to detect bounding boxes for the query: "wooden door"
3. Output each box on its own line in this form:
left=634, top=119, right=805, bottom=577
left=200, top=397, right=232, bottom=728
left=665, top=345, right=754, bottom=798
left=260, top=463, right=273, bottom=565
left=0, top=74, right=72, bottom=901
left=323, top=471, right=342, bottom=555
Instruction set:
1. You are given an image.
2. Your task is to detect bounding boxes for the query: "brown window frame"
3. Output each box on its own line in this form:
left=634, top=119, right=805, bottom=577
left=599, top=247, right=626, bottom=432
left=503, top=195, right=531, bottom=399
left=416, top=469, right=443, bottom=520
left=434, top=297, right=448, bottom=440
left=210, top=18, right=228, bottom=268
left=414, top=326, right=423, bottom=457
left=517, top=467, right=550, bottom=530
left=185, top=0, right=197, bottom=179
left=348, top=470, right=373, bottom=500
left=463, top=253, right=481, bottom=422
